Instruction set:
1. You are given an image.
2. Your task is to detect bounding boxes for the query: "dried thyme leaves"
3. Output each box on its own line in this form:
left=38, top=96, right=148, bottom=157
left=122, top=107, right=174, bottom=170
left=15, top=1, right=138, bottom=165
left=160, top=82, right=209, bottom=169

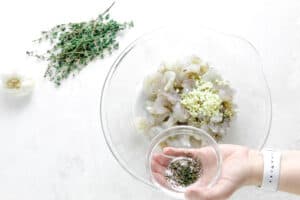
left=27, top=2, right=133, bottom=86
left=165, top=157, right=203, bottom=189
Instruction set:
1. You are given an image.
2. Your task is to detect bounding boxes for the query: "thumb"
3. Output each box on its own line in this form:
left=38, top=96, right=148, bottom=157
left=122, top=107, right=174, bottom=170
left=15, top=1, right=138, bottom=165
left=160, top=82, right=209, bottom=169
left=185, top=180, right=236, bottom=200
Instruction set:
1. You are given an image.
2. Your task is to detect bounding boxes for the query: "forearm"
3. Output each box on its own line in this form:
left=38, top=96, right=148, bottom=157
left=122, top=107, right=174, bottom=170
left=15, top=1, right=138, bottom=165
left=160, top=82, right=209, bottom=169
left=248, top=150, right=300, bottom=195
left=278, top=151, right=300, bottom=194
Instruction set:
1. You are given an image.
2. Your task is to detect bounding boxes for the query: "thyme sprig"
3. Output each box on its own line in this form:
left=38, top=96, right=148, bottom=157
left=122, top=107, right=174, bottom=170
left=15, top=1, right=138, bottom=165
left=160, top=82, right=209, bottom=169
left=27, top=2, right=133, bottom=86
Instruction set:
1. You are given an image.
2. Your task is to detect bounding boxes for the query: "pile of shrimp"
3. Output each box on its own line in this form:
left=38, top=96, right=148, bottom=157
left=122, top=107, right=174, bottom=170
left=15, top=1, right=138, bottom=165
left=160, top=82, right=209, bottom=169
left=135, top=56, right=235, bottom=144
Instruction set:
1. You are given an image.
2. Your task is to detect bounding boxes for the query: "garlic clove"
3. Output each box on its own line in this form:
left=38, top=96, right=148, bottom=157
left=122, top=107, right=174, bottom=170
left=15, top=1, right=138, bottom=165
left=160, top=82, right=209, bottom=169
left=1, top=71, right=35, bottom=96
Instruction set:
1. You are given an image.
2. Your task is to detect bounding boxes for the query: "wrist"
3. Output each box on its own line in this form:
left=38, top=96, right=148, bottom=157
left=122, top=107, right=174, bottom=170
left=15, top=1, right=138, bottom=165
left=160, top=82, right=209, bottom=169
left=246, top=149, right=263, bottom=186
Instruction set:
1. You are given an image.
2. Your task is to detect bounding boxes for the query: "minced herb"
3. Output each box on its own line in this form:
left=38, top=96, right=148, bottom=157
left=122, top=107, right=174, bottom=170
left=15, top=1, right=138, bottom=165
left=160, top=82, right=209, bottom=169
left=27, top=2, right=133, bottom=86
left=165, top=157, right=203, bottom=189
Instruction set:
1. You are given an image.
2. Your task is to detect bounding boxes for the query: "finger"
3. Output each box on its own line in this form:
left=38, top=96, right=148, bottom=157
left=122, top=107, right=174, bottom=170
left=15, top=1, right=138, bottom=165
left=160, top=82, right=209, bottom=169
left=163, top=147, right=197, bottom=158
left=205, top=180, right=236, bottom=200
left=166, top=146, right=220, bottom=162
left=151, top=158, right=166, bottom=174
left=152, top=172, right=168, bottom=188
left=152, top=153, right=171, bottom=167
left=163, top=147, right=215, bottom=160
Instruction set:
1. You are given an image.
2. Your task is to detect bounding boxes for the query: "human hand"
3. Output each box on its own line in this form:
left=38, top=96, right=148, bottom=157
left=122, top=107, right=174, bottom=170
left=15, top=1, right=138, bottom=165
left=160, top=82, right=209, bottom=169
left=151, top=144, right=263, bottom=200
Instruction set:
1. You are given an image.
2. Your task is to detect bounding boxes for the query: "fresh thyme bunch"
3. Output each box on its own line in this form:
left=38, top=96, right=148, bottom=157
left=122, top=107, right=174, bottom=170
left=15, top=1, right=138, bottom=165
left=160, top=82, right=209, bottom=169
left=27, top=2, right=133, bottom=86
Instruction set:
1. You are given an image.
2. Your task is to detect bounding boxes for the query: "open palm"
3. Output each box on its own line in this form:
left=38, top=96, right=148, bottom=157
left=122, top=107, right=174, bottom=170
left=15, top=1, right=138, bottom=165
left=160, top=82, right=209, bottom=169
left=151, top=145, right=259, bottom=200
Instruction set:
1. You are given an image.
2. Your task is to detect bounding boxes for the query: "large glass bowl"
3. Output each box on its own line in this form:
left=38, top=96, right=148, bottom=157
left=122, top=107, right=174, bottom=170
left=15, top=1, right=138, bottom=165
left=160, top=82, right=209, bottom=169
left=100, top=26, right=272, bottom=188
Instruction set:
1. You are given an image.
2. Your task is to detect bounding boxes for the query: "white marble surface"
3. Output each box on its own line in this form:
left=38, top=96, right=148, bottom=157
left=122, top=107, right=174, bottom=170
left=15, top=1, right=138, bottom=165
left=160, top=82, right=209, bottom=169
left=0, top=0, right=300, bottom=199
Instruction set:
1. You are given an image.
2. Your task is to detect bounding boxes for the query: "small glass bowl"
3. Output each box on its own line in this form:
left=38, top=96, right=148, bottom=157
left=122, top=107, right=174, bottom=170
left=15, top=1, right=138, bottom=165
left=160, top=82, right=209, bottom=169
left=146, top=126, right=222, bottom=199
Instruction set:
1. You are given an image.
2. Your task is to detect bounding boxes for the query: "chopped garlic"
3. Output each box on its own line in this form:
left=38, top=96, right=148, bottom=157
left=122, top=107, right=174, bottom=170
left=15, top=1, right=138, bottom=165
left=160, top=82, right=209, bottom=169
left=181, top=79, right=222, bottom=118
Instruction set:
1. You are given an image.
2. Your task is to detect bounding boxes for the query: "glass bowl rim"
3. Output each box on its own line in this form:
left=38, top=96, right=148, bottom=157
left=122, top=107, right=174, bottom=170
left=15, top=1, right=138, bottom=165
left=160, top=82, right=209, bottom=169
left=99, top=25, right=273, bottom=189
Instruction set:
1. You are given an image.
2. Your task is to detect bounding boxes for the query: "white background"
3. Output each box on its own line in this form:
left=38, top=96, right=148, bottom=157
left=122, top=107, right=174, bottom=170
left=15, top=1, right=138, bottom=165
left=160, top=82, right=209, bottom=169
left=1, top=0, right=300, bottom=199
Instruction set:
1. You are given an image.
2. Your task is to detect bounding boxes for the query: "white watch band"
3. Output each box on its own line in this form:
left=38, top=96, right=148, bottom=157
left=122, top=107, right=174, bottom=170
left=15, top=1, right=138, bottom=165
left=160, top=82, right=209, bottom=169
left=261, top=148, right=282, bottom=191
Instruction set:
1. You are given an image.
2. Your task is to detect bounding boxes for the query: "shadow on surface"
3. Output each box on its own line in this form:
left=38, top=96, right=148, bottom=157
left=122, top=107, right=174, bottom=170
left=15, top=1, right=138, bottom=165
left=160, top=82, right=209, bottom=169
left=0, top=93, right=33, bottom=111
